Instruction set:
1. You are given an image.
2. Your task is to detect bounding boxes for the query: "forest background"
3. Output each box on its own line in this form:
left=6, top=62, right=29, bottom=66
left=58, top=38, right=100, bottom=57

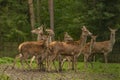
left=0, top=0, right=120, bottom=62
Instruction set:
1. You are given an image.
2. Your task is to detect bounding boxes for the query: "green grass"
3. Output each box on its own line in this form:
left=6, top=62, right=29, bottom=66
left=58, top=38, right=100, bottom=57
left=0, top=57, right=120, bottom=74
left=0, top=57, right=120, bottom=80
left=0, top=57, right=14, bottom=64
left=62, top=61, right=120, bottom=73
left=0, top=74, right=11, bottom=80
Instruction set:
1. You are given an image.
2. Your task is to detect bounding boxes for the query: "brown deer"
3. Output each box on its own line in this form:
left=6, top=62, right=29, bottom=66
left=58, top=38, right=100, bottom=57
left=47, top=26, right=92, bottom=71
left=31, top=25, right=46, bottom=41
left=91, top=27, right=117, bottom=63
left=61, top=32, right=74, bottom=69
left=30, top=26, right=54, bottom=68
left=45, top=29, right=55, bottom=47
left=12, top=25, right=50, bottom=69
left=81, top=35, right=97, bottom=68
left=12, top=40, right=48, bottom=69
left=64, top=32, right=73, bottom=42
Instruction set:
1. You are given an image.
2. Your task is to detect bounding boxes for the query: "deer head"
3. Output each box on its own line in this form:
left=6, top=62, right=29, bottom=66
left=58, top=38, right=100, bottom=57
left=64, top=32, right=73, bottom=42
left=89, top=35, right=97, bottom=55
left=91, top=35, right=97, bottom=42
left=46, top=29, right=55, bottom=36
left=31, top=25, right=44, bottom=35
left=81, top=26, right=92, bottom=37
left=108, top=27, right=118, bottom=46
left=108, top=27, right=117, bottom=35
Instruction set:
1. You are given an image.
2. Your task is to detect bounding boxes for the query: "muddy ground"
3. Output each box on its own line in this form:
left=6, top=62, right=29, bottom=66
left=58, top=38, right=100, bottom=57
left=0, top=64, right=119, bottom=80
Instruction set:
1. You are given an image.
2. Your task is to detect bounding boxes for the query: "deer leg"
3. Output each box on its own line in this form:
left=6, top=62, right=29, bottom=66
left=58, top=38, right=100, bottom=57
left=47, top=54, right=57, bottom=72
left=88, top=55, right=93, bottom=68
left=37, top=56, right=45, bottom=71
left=68, top=57, right=72, bottom=70
left=47, top=57, right=54, bottom=72
left=30, top=56, right=36, bottom=67
left=104, top=54, right=108, bottom=63
left=61, top=57, right=67, bottom=69
left=24, top=58, right=31, bottom=69
left=74, top=56, right=78, bottom=72
left=25, top=60, right=30, bottom=69
left=45, top=56, right=48, bottom=71
left=93, top=55, right=96, bottom=62
left=84, top=55, right=88, bottom=68
left=53, top=60, right=58, bottom=72
left=58, top=55, right=62, bottom=72
left=47, top=56, right=51, bottom=72
left=72, top=56, right=75, bottom=70
left=20, top=56, right=25, bottom=69
left=12, top=53, right=22, bottom=69
left=22, top=53, right=31, bottom=69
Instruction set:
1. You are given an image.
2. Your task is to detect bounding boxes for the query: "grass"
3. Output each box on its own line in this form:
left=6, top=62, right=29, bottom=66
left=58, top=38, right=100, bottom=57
left=0, top=74, right=11, bottom=80
left=0, top=57, right=120, bottom=73
left=62, top=61, right=120, bottom=73
left=0, top=57, right=120, bottom=80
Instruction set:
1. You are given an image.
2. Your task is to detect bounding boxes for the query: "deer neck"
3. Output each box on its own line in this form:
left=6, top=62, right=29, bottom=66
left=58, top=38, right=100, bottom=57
left=76, top=35, right=87, bottom=57
left=79, top=35, right=87, bottom=48
left=48, top=35, right=52, bottom=43
left=110, top=32, right=115, bottom=47
left=37, top=34, right=42, bottom=41
left=89, top=38, right=95, bottom=54
left=45, top=35, right=52, bottom=47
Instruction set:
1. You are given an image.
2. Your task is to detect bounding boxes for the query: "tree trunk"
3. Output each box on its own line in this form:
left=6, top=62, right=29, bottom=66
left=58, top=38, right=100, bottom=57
left=28, top=0, right=35, bottom=30
left=36, top=0, right=41, bottom=24
left=48, top=0, right=54, bottom=40
left=48, top=0, right=54, bottom=31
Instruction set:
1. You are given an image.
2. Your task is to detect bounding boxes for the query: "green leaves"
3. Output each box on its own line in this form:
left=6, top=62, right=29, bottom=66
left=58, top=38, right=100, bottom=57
left=0, top=0, right=120, bottom=42
left=0, top=0, right=30, bottom=42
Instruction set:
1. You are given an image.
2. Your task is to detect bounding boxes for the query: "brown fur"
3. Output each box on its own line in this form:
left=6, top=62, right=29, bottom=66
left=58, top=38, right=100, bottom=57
left=92, top=28, right=117, bottom=63
left=47, top=26, right=92, bottom=71
left=47, top=41, right=81, bottom=71
left=12, top=40, right=47, bottom=69
left=81, top=35, right=97, bottom=68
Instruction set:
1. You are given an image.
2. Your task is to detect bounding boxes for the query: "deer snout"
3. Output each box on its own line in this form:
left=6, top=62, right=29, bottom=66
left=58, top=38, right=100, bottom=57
left=89, top=32, right=92, bottom=36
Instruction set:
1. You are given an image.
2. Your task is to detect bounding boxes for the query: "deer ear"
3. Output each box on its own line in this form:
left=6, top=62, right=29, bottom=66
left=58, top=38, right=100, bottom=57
left=81, top=26, right=86, bottom=31
left=83, top=26, right=86, bottom=29
left=92, top=34, right=98, bottom=38
left=108, top=27, right=112, bottom=31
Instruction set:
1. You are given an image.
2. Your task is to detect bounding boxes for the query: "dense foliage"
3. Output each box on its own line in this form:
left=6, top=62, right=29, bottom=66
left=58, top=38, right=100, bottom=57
left=0, top=0, right=120, bottom=58
left=0, top=0, right=30, bottom=42
left=0, top=0, right=120, bottom=42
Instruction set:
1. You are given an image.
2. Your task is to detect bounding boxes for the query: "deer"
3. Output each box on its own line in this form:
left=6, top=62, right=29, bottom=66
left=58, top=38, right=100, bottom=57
left=91, top=27, right=117, bottom=63
left=12, top=25, right=50, bottom=70
left=30, top=26, right=55, bottom=69
left=12, top=25, right=46, bottom=69
left=46, top=26, right=92, bottom=71
left=61, top=32, right=74, bottom=69
left=64, top=32, right=73, bottom=42
left=30, top=25, right=45, bottom=67
left=12, top=40, right=48, bottom=69
left=31, top=25, right=46, bottom=41
left=81, top=35, right=97, bottom=68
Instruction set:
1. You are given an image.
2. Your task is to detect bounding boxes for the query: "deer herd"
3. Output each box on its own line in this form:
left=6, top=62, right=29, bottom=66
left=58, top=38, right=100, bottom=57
left=12, top=25, right=118, bottom=72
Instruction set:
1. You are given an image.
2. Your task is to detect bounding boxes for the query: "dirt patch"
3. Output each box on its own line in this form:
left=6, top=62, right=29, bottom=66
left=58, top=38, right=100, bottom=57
left=0, top=64, right=119, bottom=80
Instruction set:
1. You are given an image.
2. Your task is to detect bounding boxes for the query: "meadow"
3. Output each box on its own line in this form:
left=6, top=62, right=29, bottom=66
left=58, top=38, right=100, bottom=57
left=0, top=57, right=120, bottom=80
